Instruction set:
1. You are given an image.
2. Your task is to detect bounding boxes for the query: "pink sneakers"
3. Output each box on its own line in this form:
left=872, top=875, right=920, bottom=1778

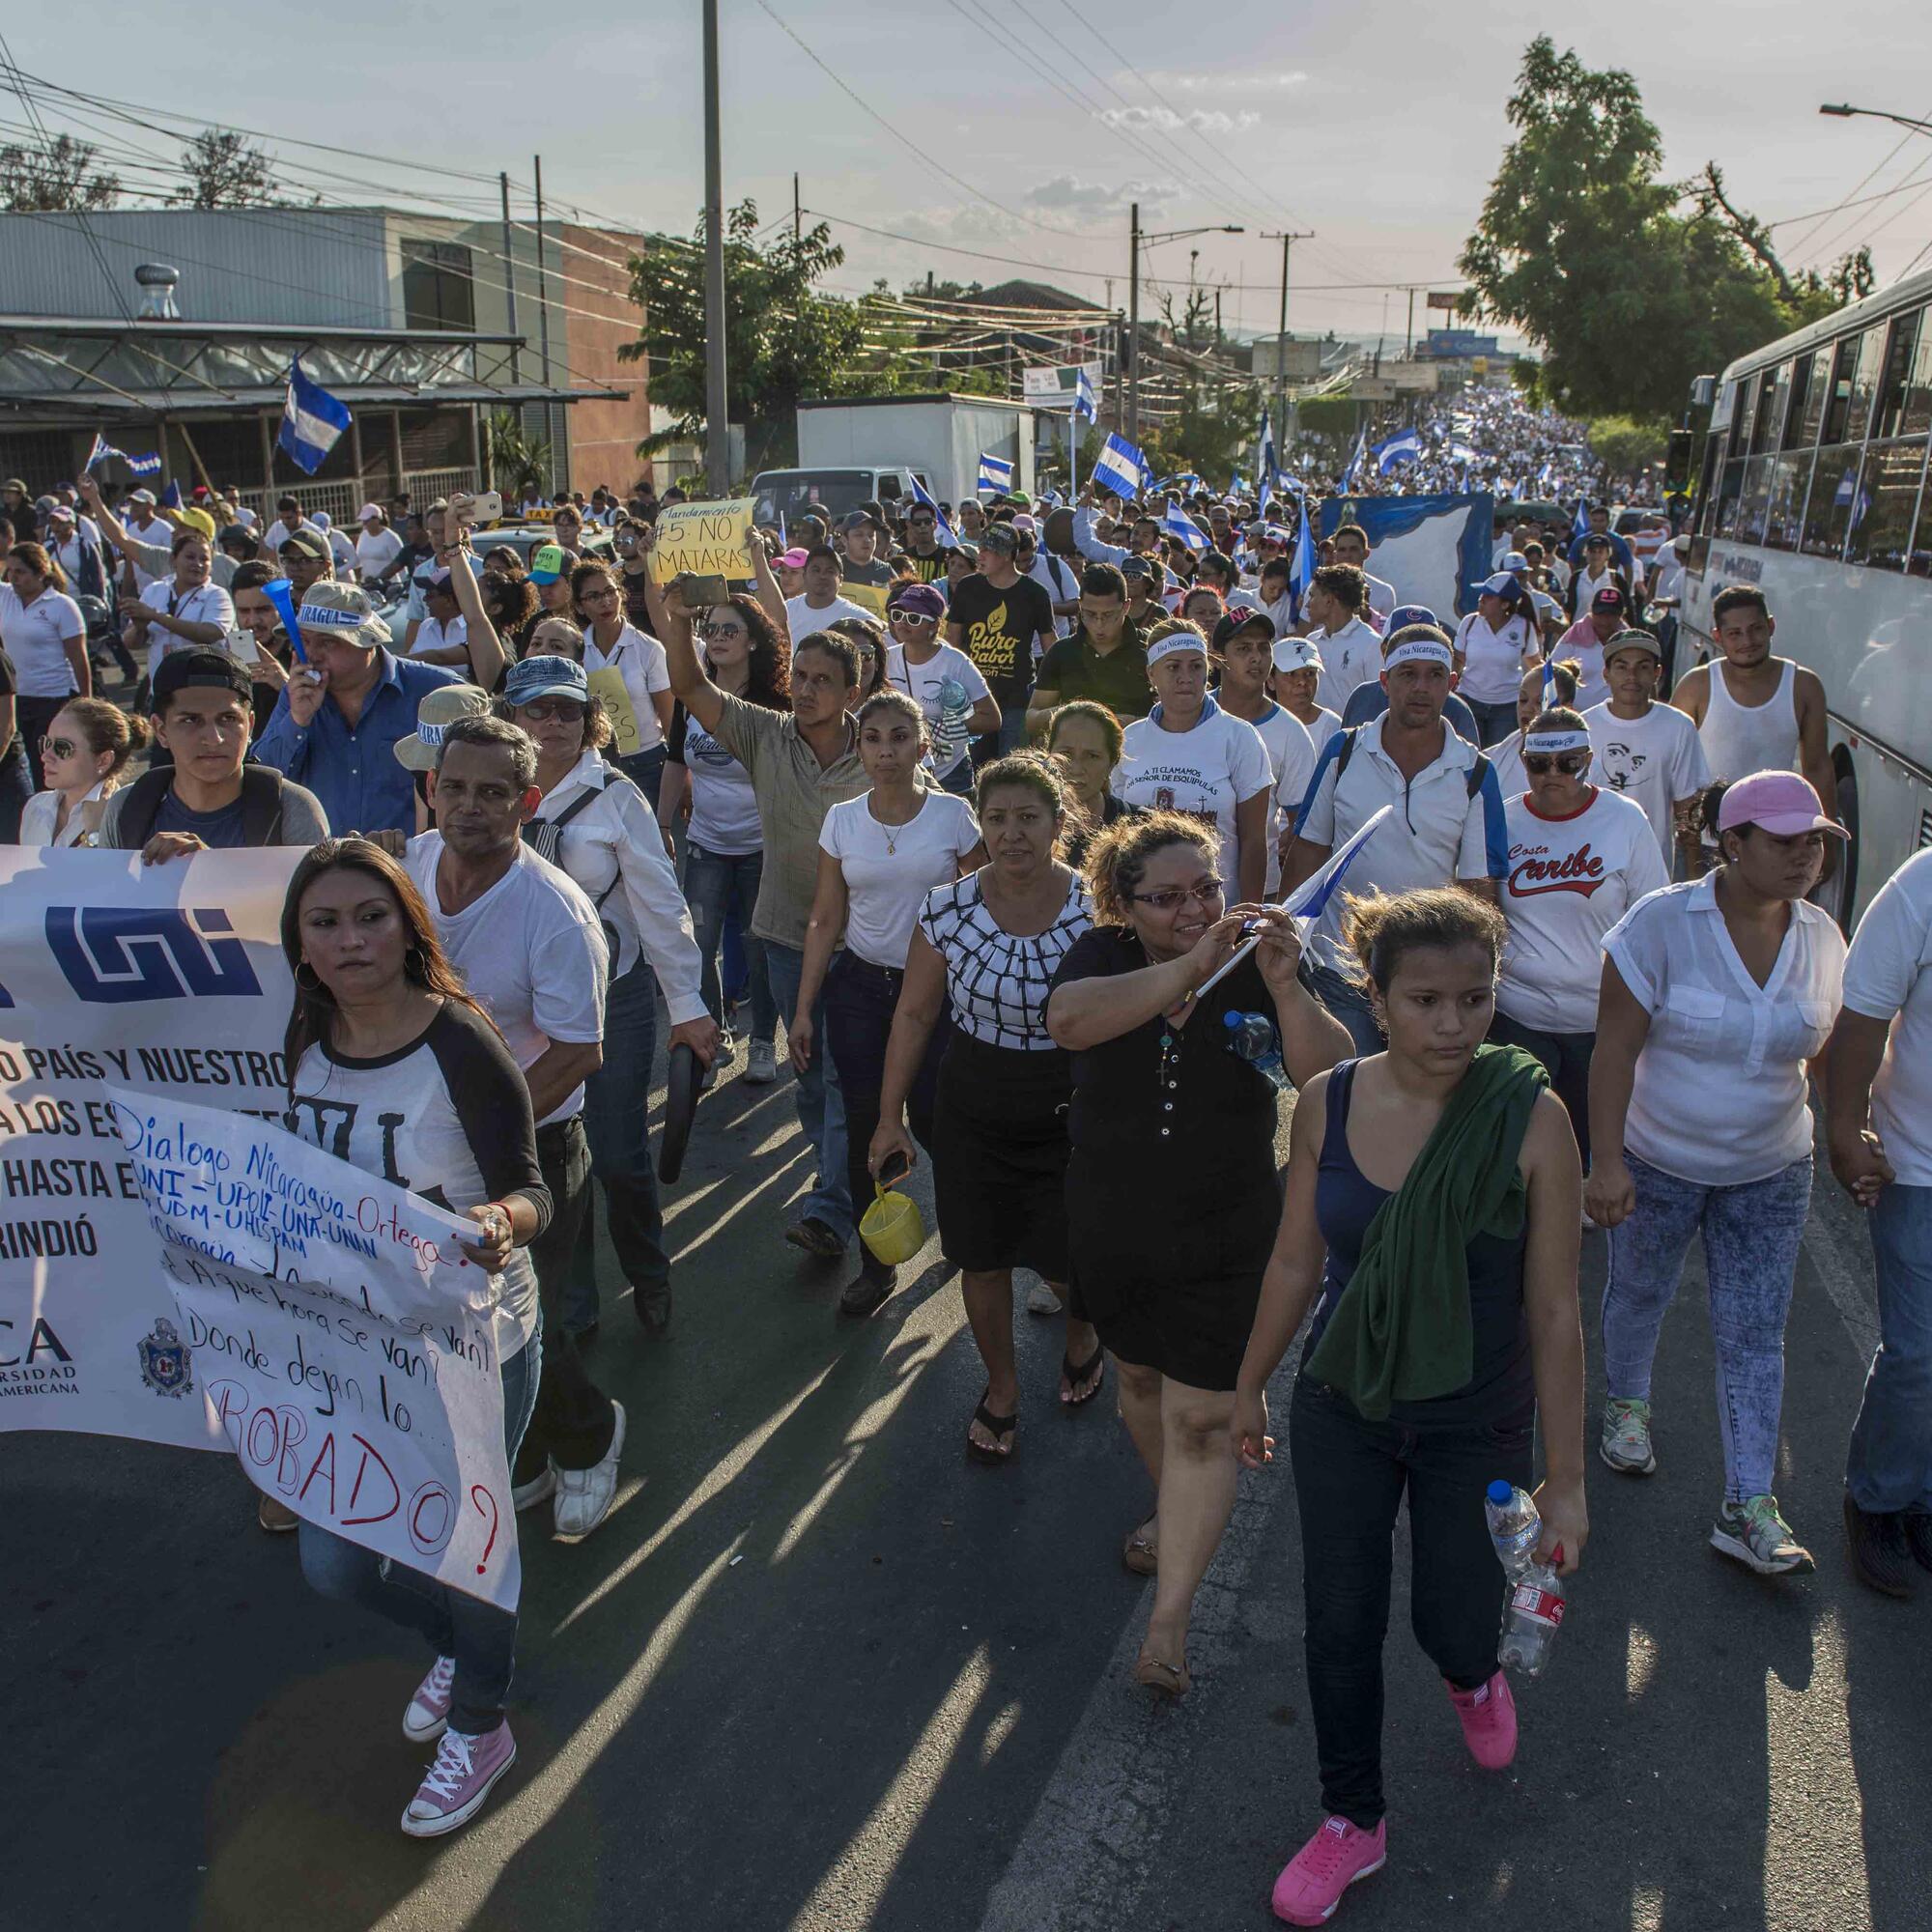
left=400, top=1721, right=517, bottom=1837
left=1271, top=1815, right=1387, bottom=1924
left=1445, top=1668, right=1518, bottom=1770
left=402, top=1655, right=456, bottom=1744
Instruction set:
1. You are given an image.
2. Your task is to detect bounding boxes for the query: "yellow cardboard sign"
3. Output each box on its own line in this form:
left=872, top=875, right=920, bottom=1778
left=587, top=666, right=642, bottom=756
left=841, top=580, right=889, bottom=616
left=650, top=497, right=756, bottom=586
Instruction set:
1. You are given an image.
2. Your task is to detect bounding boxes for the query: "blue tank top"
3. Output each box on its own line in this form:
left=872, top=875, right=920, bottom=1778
left=1305, top=1059, right=1533, bottom=1422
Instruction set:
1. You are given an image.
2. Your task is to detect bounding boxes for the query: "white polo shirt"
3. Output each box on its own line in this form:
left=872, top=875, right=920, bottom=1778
left=1293, top=714, right=1509, bottom=973
left=1312, top=615, right=1383, bottom=716
left=1604, top=874, right=1845, bottom=1185
left=1839, top=846, right=1932, bottom=1186
left=0, top=583, right=85, bottom=696
left=583, top=623, right=671, bottom=754
left=137, top=578, right=236, bottom=680
left=1242, top=699, right=1316, bottom=896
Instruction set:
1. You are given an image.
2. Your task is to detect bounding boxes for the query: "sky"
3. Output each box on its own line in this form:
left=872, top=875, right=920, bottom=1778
left=14, top=2, right=1932, bottom=347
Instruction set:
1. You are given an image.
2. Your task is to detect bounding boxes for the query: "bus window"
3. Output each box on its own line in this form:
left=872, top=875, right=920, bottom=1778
left=1842, top=327, right=1886, bottom=446
left=1800, top=444, right=1861, bottom=559
left=1790, top=348, right=1831, bottom=448
left=1875, top=307, right=1931, bottom=441
left=1821, top=338, right=1858, bottom=444
left=1736, top=455, right=1775, bottom=542
left=1751, top=361, right=1792, bottom=454
left=1845, top=440, right=1929, bottom=572
left=1713, top=457, right=1747, bottom=538
left=1761, top=451, right=1814, bottom=552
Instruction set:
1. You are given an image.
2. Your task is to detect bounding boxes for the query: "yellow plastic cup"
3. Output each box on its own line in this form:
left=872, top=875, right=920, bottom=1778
left=859, top=1181, right=925, bottom=1266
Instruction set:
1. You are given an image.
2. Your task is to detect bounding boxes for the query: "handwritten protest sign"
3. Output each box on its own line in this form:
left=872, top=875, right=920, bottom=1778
left=649, top=497, right=755, bottom=587
left=110, top=1086, right=519, bottom=1609
left=586, top=666, right=642, bottom=755
left=0, top=846, right=298, bottom=1449
left=840, top=580, right=889, bottom=617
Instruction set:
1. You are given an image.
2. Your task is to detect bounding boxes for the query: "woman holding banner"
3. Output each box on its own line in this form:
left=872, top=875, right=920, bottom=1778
left=280, top=837, right=552, bottom=1839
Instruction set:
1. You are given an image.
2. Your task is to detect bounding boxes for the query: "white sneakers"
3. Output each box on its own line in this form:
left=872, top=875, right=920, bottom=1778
left=554, top=1401, right=627, bottom=1539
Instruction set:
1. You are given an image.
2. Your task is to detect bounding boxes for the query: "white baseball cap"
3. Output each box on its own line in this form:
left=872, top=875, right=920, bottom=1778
left=358, top=501, right=384, bottom=523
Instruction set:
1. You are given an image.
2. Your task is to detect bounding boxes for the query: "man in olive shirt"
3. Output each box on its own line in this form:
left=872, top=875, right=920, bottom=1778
left=1026, top=562, right=1151, bottom=734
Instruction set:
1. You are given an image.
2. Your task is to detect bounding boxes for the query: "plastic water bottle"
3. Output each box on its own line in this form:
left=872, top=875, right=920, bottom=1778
left=936, top=675, right=971, bottom=767
left=1487, top=1482, right=1566, bottom=1677
left=1223, top=1010, right=1287, bottom=1089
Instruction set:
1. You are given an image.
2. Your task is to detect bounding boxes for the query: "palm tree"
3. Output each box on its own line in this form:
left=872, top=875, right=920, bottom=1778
left=488, top=412, right=553, bottom=501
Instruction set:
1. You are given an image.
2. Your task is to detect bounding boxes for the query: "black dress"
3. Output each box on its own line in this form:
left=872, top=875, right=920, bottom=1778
left=1052, top=927, right=1284, bottom=1390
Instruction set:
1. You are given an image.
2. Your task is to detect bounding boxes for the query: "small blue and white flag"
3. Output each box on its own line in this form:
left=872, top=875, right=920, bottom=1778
left=1283, top=805, right=1392, bottom=925
left=1275, top=469, right=1303, bottom=498
left=278, top=357, right=352, bottom=476
left=1448, top=440, right=1477, bottom=468
left=1289, top=503, right=1317, bottom=611
left=1571, top=497, right=1591, bottom=545
left=977, top=452, right=1014, bottom=496
left=1162, top=502, right=1208, bottom=553
left=83, top=432, right=161, bottom=477
left=1536, top=459, right=1555, bottom=489
left=908, top=473, right=959, bottom=550
left=1073, top=367, right=1097, bottom=423
left=1372, top=427, right=1423, bottom=476
left=1341, top=427, right=1368, bottom=491
left=1093, top=431, right=1149, bottom=499
left=1256, top=411, right=1278, bottom=514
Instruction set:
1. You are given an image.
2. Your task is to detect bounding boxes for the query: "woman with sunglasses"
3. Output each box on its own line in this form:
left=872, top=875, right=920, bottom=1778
left=1492, top=705, right=1666, bottom=1171
left=573, top=559, right=672, bottom=805
left=662, top=594, right=790, bottom=1083
left=19, top=696, right=148, bottom=846
left=1046, top=814, right=1350, bottom=1696
left=885, top=582, right=997, bottom=796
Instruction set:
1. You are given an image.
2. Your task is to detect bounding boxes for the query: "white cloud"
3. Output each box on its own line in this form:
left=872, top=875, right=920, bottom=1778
left=1027, top=174, right=1165, bottom=215
left=1137, top=71, right=1309, bottom=95
left=1099, top=105, right=1262, bottom=136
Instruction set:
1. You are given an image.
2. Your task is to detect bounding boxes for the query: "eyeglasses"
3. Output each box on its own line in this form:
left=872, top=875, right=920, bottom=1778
left=1523, top=753, right=1589, bottom=777
left=891, top=610, right=937, bottom=628
left=39, top=734, right=78, bottom=759
left=699, top=622, right=747, bottom=640
left=517, top=698, right=585, bottom=723
left=1127, top=877, right=1225, bottom=911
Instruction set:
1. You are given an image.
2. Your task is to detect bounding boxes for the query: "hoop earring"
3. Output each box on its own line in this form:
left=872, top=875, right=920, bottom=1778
left=295, top=960, right=324, bottom=992
left=405, top=945, right=426, bottom=978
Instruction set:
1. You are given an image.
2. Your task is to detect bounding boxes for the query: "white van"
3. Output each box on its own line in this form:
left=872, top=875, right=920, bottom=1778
left=748, top=466, right=930, bottom=529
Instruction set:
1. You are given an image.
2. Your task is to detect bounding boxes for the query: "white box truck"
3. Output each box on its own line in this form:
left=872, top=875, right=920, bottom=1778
left=775, top=393, right=1040, bottom=515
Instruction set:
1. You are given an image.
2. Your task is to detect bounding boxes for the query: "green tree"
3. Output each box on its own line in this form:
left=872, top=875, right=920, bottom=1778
left=1459, top=39, right=1862, bottom=420
left=0, top=133, right=118, bottom=213
left=487, top=411, right=553, bottom=500
left=1587, top=414, right=1668, bottom=479
left=169, top=129, right=280, bottom=209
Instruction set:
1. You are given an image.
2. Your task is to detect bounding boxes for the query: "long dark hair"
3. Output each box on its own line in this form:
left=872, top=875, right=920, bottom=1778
left=280, top=838, right=497, bottom=1100
left=709, top=592, right=790, bottom=710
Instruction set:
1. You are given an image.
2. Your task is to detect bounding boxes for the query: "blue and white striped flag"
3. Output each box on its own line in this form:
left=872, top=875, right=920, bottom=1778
left=1093, top=432, right=1149, bottom=499
left=1571, top=497, right=1591, bottom=544
left=278, top=357, right=352, bottom=476
left=977, top=452, right=1014, bottom=496
left=1341, top=427, right=1367, bottom=490
left=907, top=473, right=959, bottom=550
left=83, top=432, right=161, bottom=477
left=1256, top=411, right=1277, bottom=514
left=1073, top=367, right=1097, bottom=422
left=1289, top=504, right=1317, bottom=609
left=1162, top=503, right=1207, bottom=553
left=1372, top=427, right=1423, bottom=475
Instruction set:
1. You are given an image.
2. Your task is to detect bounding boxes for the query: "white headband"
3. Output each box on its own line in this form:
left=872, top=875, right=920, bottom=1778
left=1146, top=629, right=1208, bottom=668
left=1524, top=730, right=1591, bottom=754
left=298, top=602, right=368, bottom=631
left=1382, top=637, right=1453, bottom=670
left=415, top=721, right=446, bottom=749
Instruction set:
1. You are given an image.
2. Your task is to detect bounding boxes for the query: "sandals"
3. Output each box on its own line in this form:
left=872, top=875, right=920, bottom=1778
left=965, top=1391, right=1017, bottom=1465
left=1060, top=1340, right=1106, bottom=1408
left=1132, top=1649, right=1191, bottom=1700
left=1122, top=1519, right=1159, bottom=1577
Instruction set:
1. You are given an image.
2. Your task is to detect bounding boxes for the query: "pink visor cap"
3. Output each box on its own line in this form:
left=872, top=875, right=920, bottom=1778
left=1717, top=770, right=1847, bottom=839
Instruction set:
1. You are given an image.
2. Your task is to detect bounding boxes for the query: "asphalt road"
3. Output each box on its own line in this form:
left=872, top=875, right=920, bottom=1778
left=6, top=1061, right=1928, bottom=1932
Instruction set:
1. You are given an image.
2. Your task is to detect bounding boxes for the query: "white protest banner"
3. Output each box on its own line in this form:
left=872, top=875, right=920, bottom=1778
left=110, top=1088, right=518, bottom=1610
left=0, top=847, right=298, bottom=1448
left=649, top=497, right=756, bottom=586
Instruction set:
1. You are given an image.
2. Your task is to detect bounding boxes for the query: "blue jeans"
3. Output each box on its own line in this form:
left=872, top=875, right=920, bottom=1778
left=1307, top=959, right=1383, bottom=1058
left=298, top=1327, right=541, bottom=1737
left=683, top=841, right=776, bottom=1043
left=568, top=953, right=668, bottom=1331
left=1466, top=696, right=1519, bottom=748
left=1603, top=1151, right=1812, bottom=1504
left=1846, top=1182, right=1932, bottom=1514
left=620, top=743, right=667, bottom=810
left=764, top=937, right=853, bottom=1245
left=0, top=734, right=30, bottom=842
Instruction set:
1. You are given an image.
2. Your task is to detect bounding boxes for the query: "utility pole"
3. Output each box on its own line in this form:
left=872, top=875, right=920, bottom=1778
left=793, top=172, right=801, bottom=244
left=1406, top=287, right=1415, bottom=355
left=532, top=155, right=555, bottom=494
left=1261, top=230, right=1313, bottom=447
left=499, top=171, right=521, bottom=385
left=702, top=0, right=729, bottom=496
left=1127, top=201, right=1141, bottom=448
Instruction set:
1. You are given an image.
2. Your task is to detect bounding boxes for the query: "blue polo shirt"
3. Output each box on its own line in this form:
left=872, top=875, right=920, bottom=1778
left=253, top=648, right=458, bottom=836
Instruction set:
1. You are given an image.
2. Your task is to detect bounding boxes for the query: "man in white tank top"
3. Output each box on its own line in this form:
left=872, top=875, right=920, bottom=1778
left=1670, top=584, right=1836, bottom=819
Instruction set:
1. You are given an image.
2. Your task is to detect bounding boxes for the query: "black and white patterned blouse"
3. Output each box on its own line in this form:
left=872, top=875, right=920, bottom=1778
left=917, top=870, right=1093, bottom=1051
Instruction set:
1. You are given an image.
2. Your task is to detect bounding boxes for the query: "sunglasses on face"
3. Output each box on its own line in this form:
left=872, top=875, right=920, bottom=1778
left=1523, top=753, right=1589, bottom=777
left=891, top=609, right=937, bottom=628
left=699, top=622, right=747, bottom=640
left=517, top=698, right=585, bottom=724
left=40, top=734, right=79, bottom=759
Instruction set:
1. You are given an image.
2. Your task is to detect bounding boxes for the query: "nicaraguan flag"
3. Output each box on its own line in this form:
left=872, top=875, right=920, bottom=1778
left=278, top=358, right=352, bottom=476
left=1341, top=427, right=1368, bottom=490
left=1289, top=504, right=1317, bottom=609
left=1256, top=411, right=1277, bottom=514
left=1284, top=805, right=1392, bottom=926
left=1073, top=367, right=1097, bottom=423
left=1372, top=427, right=1423, bottom=476
left=1571, top=497, right=1591, bottom=544
left=1162, top=503, right=1207, bottom=553
left=1537, top=459, right=1555, bottom=488
left=1093, top=432, right=1148, bottom=499
left=908, top=473, right=959, bottom=550
left=84, top=432, right=161, bottom=476
left=977, top=452, right=1013, bottom=496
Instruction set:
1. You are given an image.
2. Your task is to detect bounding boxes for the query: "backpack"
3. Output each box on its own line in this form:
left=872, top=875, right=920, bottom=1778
left=107, top=764, right=290, bottom=849
left=520, top=767, right=638, bottom=917
left=1332, top=724, right=1492, bottom=801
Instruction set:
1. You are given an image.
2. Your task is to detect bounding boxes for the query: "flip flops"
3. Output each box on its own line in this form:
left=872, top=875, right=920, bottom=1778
left=1061, top=1340, right=1106, bottom=1408
left=965, top=1391, right=1017, bottom=1465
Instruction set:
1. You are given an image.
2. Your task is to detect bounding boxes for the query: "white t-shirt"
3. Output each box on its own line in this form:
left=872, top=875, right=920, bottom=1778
left=1243, top=700, right=1316, bottom=896
left=1839, top=847, right=1932, bottom=1186
left=406, top=834, right=610, bottom=1127
left=1289, top=704, right=1344, bottom=762
left=672, top=706, right=762, bottom=856
left=1584, top=701, right=1710, bottom=860
left=584, top=624, right=670, bottom=755
left=1489, top=731, right=1527, bottom=804
left=785, top=593, right=881, bottom=640
left=0, top=583, right=85, bottom=696
left=1312, top=616, right=1382, bottom=717
left=1112, top=700, right=1275, bottom=898
left=1023, top=552, right=1079, bottom=639
left=1498, top=788, right=1668, bottom=1034
left=1604, top=875, right=1845, bottom=1185
left=1361, top=571, right=1397, bottom=627
left=325, top=526, right=358, bottom=574
left=137, top=578, right=237, bottom=680
left=1454, top=611, right=1539, bottom=705
left=355, top=526, right=405, bottom=582
left=819, top=790, right=980, bottom=969
left=886, top=640, right=991, bottom=782
left=409, top=614, right=468, bottom=663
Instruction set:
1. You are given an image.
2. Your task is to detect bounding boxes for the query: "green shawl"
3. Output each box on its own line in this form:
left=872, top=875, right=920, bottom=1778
left=1305, top=1043, right=1548, bottom=1420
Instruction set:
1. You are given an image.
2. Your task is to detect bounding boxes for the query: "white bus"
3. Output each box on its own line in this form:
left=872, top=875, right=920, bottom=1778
left=1685, top=264, right=1932, bottom=923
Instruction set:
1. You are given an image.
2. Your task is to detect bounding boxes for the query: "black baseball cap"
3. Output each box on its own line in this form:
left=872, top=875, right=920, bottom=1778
left=153, top=647, right=252, bottom=711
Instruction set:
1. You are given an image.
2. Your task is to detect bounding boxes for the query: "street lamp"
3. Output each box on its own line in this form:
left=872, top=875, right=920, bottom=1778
left=1126, top=209, right=1243, bottom=446
left=1819, top=102, right=1932, bottom=136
